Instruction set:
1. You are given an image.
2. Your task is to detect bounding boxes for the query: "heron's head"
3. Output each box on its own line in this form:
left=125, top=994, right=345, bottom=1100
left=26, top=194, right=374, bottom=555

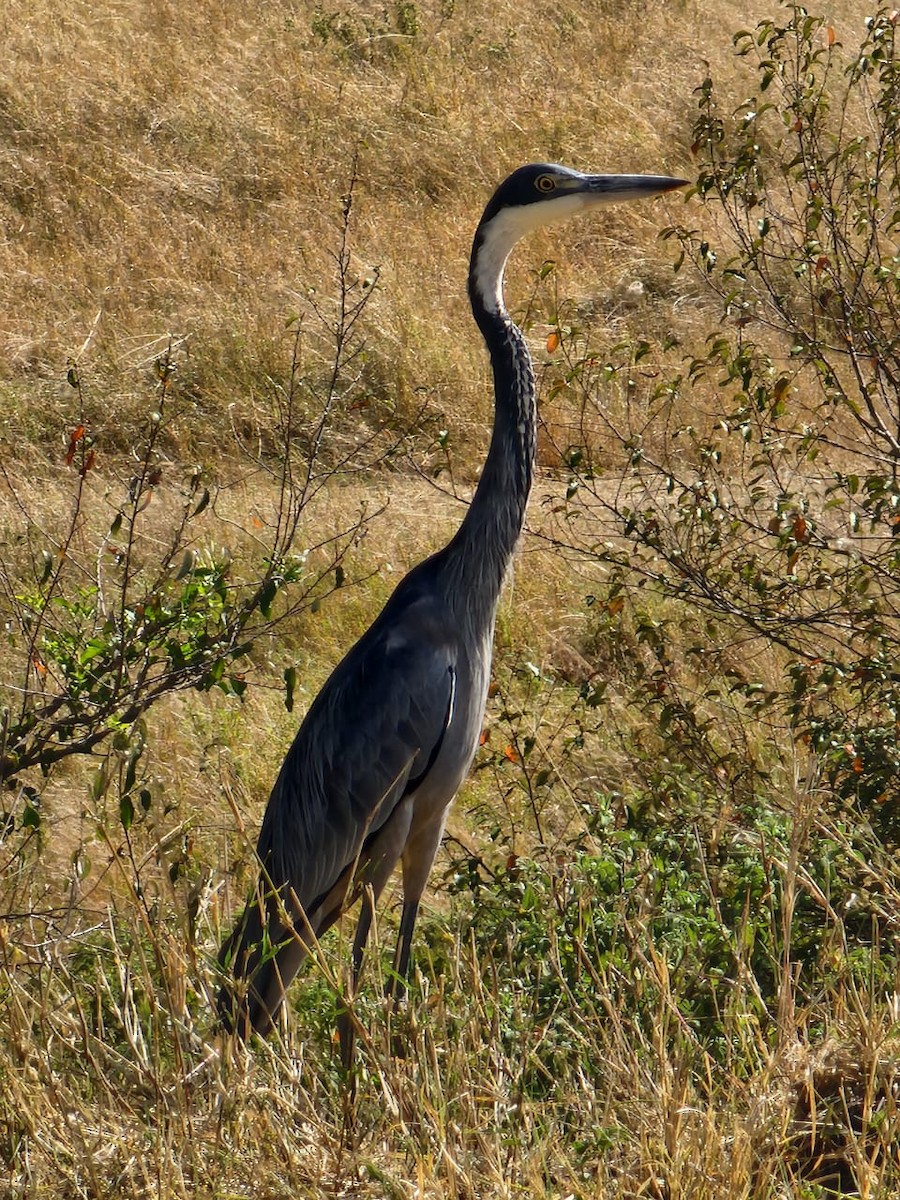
left=471, top=162, right=688, bottom=313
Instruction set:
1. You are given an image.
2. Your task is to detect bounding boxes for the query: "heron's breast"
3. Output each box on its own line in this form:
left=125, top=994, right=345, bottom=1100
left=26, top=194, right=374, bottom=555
left=409, top=643, right=492, bottom=820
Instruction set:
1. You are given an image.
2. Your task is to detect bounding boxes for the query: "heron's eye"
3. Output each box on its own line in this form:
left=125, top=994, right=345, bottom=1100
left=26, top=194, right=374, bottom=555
left=535, top=174, right=556, bottom=193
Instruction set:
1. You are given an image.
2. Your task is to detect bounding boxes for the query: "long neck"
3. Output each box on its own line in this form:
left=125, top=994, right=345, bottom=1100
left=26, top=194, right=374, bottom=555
left=442, top=226, right=537, bottom=615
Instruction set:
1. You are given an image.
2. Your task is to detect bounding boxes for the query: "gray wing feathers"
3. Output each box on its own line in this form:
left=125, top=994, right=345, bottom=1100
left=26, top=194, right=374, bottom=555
left=255, top=595, right=457, bottom=921
left=218, top=584, right=460, bottom=1036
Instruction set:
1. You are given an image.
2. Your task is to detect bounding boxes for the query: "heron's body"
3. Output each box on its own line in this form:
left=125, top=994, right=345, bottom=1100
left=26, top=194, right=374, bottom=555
left=218, top=163, right=686, bottom=1040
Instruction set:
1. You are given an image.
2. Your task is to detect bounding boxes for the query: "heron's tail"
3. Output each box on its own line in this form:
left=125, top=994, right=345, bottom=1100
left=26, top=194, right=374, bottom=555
left=217, top=891, right=301, bottom=1039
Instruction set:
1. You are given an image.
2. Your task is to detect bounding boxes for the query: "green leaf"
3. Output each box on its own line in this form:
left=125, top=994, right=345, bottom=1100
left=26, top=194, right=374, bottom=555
left=120, top=793, right=134, bottom=830
left=175, top=550, right=197, bottom=580
left=284, top=665, right=297, bottom=713
left=92, top=763, right=110, bottom=801
left=259, top=578, right=277, bottom=619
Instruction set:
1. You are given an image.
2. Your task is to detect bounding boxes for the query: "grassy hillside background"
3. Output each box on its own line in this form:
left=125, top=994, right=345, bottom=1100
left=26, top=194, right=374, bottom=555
left=2, top=0, right=899, bottom=1196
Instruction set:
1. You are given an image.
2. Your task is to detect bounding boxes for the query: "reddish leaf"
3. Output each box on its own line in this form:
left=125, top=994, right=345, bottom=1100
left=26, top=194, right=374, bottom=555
left=65, top=425, right=85, bottom=465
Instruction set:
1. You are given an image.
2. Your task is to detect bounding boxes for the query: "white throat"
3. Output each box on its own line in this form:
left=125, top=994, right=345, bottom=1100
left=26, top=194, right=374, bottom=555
left=471, top=193, right=591, bottom=313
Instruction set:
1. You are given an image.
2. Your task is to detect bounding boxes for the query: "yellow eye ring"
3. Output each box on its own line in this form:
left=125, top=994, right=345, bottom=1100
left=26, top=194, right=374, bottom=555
left=535, top=174, right=556, bottom=193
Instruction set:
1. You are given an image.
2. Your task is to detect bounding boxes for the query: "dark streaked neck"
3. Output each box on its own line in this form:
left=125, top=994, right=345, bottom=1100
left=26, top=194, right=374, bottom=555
left=441, top=225, right=536, bottom=615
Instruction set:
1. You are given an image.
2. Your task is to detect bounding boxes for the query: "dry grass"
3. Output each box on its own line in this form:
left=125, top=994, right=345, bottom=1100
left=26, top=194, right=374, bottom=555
left=2, top=0, right=899, bottom=1196
left=0, top=0, right=767, bottom=464
left=5, top=748, right=899, bottom=1198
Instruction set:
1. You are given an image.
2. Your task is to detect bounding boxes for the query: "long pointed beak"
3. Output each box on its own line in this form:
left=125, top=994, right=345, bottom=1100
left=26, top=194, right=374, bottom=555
left=583, top=174, right=689, bottom=202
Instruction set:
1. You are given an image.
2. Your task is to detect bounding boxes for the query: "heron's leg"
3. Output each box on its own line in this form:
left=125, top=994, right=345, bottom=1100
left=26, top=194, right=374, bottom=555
left=388, top=810, right=448, bottom=1001
left=337, top=886, right=377, bottom=1071
left=337, top=798, right=414, bottom=1069
left=387, top=896, right=420, bottom=1001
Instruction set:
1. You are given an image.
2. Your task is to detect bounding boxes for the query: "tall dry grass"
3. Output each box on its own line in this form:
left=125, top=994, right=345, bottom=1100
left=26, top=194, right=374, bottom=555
left=0, top=0, right=760, bottom=462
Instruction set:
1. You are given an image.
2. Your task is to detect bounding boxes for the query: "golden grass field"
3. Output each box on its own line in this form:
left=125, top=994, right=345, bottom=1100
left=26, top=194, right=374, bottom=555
left=2, top=0, right=899, bottom=1196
